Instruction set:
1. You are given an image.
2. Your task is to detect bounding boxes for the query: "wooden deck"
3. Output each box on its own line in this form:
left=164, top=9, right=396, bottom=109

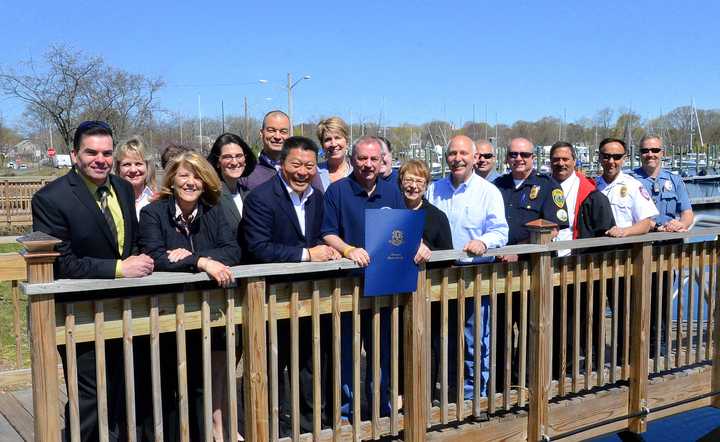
left=0, top=386, right=66, bottom=441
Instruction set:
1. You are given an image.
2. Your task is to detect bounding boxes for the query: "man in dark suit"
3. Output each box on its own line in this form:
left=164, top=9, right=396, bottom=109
left=32, top=120, right=154, bottom=441
left=242, top=136, right=339, bottom=434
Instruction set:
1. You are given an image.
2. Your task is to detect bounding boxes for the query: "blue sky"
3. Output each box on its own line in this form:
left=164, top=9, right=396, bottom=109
left=1, top=0, right=719, bottom=128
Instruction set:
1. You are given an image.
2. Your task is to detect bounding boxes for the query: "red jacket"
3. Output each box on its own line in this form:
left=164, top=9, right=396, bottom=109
left=573, top=172, right=596, bottom=239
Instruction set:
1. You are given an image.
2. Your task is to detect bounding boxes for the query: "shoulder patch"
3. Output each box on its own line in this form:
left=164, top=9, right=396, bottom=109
left=556, top=208, right=568, bottom=222
left=639, top=186, right=651, bottom=201
left=552, top=188, right=565, bottom=208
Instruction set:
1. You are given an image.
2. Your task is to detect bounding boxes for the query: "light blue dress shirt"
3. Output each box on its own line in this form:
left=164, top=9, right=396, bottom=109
left=427, top=173, right=509, bottom=263
left=631, top=167, right=692, bottom=226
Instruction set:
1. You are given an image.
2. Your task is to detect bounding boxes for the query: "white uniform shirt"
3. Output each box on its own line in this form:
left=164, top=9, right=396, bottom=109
left=596, top=171, right=658, bottom=228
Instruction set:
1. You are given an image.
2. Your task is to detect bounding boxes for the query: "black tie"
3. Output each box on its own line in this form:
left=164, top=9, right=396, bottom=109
left=97, top=186, right=118, bottom=242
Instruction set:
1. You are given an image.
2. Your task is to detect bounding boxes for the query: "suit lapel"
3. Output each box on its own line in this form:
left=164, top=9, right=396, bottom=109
left=68, top=169, right=119, bottom=255
left=222, top=182, right=242, bottom=224
left=273, top=176, right=304, bottom=239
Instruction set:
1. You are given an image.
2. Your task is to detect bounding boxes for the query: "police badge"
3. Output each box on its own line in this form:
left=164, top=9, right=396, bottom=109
left=664, top=180, right=673, bottom=191
left=620, top=185, right=628, bottom=198
left=557, top=208, right=568, bottom=222
left=389, top=229, right=404, bottom=246
left=552, top=189, right=565, bottom=208
left=529, top=185, right=540, bottom=200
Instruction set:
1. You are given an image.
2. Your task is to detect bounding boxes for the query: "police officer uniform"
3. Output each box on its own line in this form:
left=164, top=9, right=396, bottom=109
left=596, top=171, right=658, bottom=228
left=494, top=171, right=570, bottom=245
left=631, top=167, right=691, bottom=227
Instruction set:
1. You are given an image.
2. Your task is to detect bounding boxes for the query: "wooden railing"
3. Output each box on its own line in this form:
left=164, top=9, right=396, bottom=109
left=0, top=247, right=27, bottom=373
left=18, top=226, right=720, bottom=441
left=0, top=177, right=56, bottom=231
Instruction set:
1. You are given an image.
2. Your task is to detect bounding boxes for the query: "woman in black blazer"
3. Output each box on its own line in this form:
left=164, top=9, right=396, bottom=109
left=139, top=151, right=241, bottom=442
left=207, top=132, right=257, bottom=242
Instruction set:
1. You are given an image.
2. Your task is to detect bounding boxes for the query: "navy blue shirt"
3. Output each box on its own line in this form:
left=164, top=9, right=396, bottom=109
left=321, top=173, right=406, bottom=248
left=494, top=171, right=569, bottom=245
left=381, top=168, right=399, bottom=185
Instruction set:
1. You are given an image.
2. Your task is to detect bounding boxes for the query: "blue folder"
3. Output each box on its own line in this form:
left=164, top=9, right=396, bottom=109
left=364, top=209, right=424, bottom=296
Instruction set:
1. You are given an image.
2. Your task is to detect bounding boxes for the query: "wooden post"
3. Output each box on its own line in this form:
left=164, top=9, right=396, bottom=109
left=403, top=265, right=428, bottom=442
left=711, top=243, right=720, bottom=408
left=243, top=277, right=269, bottom=442
left=628, top=242, right=652, bottom=433
left=526, top=219, right=556, bottom=442
left=18, top=232, right=61, bottom=442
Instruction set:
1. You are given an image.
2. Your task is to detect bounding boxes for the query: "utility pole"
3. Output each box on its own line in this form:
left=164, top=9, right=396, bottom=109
left=221, top=100, right=225, bottom=133
left=287, top=72, right=293, bottom=136
left=244, top=96, right=249, bottom=140
left=198, top=95, right=203, bottom=153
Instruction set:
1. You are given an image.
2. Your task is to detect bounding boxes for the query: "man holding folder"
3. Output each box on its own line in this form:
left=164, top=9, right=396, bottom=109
left=322, top=135, right=430, bottom=420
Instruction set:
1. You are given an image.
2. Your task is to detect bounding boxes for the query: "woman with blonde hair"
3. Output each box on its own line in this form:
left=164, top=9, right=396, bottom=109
left=316, top=116, right=353, bottom=190
left=139, top=151, right=241, bottom=441
left=114, top=135, right=157, bottom=219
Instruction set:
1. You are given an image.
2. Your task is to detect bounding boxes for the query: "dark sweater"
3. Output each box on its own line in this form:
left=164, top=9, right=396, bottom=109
left=418, top=198, right=453, bottom=250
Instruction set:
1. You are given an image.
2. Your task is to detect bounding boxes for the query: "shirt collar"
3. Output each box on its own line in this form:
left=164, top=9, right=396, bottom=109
left=348, top=173, right=380, bottom=197
left=174, top=202, right=198, bottom=225
left=448, top=171, right=477, bottom=192
left=79, top=171, right=110, bottom=195
left=259, top=151, right=280, bottom=169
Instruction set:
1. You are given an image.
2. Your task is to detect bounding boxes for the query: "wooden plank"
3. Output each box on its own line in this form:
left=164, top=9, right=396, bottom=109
left=175, top=294, right=189, bottom=442
left=94, top=301, right=109, bottom=442
left=558, top=259, right=568, bottom=398
left=0, top=253, right=26, bottom=282
left=390, top=294, right=399, bottom=436
left=0, top=392, right=34, bottom=441
left=268, top=287, right=279, bottom=442
left=713, top=242, right=720, bottom=408
left=456, top=268, right=465, bottom=419
left=598, top=254, right=607, bottom=386
left=122, top=298, right=136, bottom=442
left=437, top=268, right=448, bottom=424
left=426, top=270, right=434, bottom=427
left=503, top=264, right=512, bottom=410
left=225, top=288, right=238, bottom=442
left=372, top=297, right=380, bottom=438
left=12, top=280, right=22, bottom=369
left=585, top=254, right=594, bottom=391
left=488, top=267, right=497, bottom=415
left=519, top=263, right=529, bottom=407
left=696, top=244, right=706, bottom=364
left=331, top=279, right=341, bottom=441
left=243, top=278, right=269, bottom=442
left=150, top=296, right=164, bottom=442
left=290, top=283, right=300, bottom=441
left=65, top=304, right=80, bottom=442
left=676, top=246, right=685, bottom=368
left=654, top=248, right=664, bottom=373
left=573, top=255, right=581, bottom=393
left=665, top=247, right=675, bottom=372
left=628, top=242, right=651, bottom=433
left=686, top=244, right=696, bottom=367
left=0, top=408, right=23, bottom=442
left=403, top=266, right=428, bottom=442
left=312, top=281, right=322, bottom=440
left=708, top=244, right=717, bottom=362
left=624, top=251, right=631, bottom=380
left=201, top=291, right=213, bottom=442
left=472, top=267, right=482, bottom=416
left=352, top=279, right=361, bottom=441
left=29, top=292, right=60, bottom=442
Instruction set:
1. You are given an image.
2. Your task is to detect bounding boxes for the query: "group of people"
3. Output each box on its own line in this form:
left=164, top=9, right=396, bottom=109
left=31, top=111, right=693, bottom=441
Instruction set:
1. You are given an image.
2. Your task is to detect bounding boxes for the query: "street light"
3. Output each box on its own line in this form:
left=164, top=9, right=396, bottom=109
left=287, top=73, right=311, bottom=136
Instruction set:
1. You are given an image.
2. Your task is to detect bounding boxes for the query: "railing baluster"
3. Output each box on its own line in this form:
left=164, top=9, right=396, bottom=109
left=488, top=267, right=498, bottom=415
left=403, top=265, right=428, bottom=442
left=175, top=294, right=189, bottom=442
left=559, top=259, right=568, bottom=397
left=697, top=244, right=706, bottom=364
left=712, top=242, right=720, bottom=408
left=611, top=251, right=619, bottom=384
left=457, top=268, right=466, bottom=419
left=473, top=267, right=483, bottom=415
left=150, top=296, right=164, bottom=442
left=352, top=279, right=361, bottom=441
left=65, top=304, right=80, bottom=442
left=201, top=291, right=213, bottom=442
left=677, top=246, right=685, bottom=368
left=687, top=244, right=696, bottom=365
left=12, top=280, right=21, bottom=369
left=122, top=298, right=136, bottom=442
left=519, top=262, right=529, bottom=407
left=290, top=283, right=300, bottom=440
left=243, top=277, right=269, bottom=442
left=226, top=288, right=238, bottom=442
left=654, top=248, right=664, bottom=373
left=440, top=268, right=448, bottom=423
left=624, top=251, right=632, bottom=380
left=667, top=246, right=676, bottom=370
left=708, top=244, right=717, bottom=362
left=312, top=281, right=322, bottom=439
left=268, top=287, right=279, bottom=442
left=585, top=254, right=594, bottom=391
left=390, top=294, right=399, bottom=436
left=598, top=253, right=607, bottom=385
left=504, top=264, right=513, bottom=410
left=573, top=255, right=581, bottom=393
left=372, top=297, right=380, bottom=438
left=332, top=279, right=342, bottom=441
left=426, top=270, right=433, bottom=427
left=94, top=300, right=109, bottom=442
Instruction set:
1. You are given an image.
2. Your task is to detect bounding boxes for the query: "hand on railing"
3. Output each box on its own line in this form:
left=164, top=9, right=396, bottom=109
left=308, top=244, right=341, bottom=262
left=463, top=239, right=487, bottom=256
left=120, top=254, right=154, bottom=278
left=657, top=219, right=688, bottom=232
left=197, top=257, right=234, bottom=287
left=166, top=248, right=193, bottom=263
left=346, top=247, right=371, bottom=267
left=414, top=241, right=431, bottom=264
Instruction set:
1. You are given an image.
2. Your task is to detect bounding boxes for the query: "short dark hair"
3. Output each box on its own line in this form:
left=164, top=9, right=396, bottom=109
left=73, top=120, right=113, bottom=151
left=280, top=136, right=319, bottom=163
left=598, top=137, right=627, bottom=154
left=161, top=143, right=194, bottom=169
left=207, top=132, right=256, bottom=178
left=550, top=141, right=576, bottom=160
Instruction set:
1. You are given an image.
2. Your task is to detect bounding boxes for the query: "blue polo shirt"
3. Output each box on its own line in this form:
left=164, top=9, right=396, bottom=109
left=631, top=167, right=692, bottom=226
left=321, top=173, right=406, bottom=247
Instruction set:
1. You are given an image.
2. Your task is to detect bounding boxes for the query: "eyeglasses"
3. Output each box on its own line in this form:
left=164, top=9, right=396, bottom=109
left=264, top=127, right=289, bottom=136
left=639, top=148, right=662, bottom=154
left=508, top=151, right=533, bottom=159
left=478, top=153, right=495, bottom=159
left=220, top=153, right=245, bottom=162
left=401, top=177, right=427, bottom=186
left=600, top=153, right=625, bottom=161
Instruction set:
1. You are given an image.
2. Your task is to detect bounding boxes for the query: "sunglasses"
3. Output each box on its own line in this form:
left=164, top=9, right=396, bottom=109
left=639, top=148, right=662, bottom=154
left=508, top=151, right=533, bottom=159
left=477, top=153, right=494, bottom=159
left=600, top=153, right=625, bottom=161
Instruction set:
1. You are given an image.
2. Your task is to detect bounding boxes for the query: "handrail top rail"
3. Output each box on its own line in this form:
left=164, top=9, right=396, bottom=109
left=19, top=227, right=720, bottom=296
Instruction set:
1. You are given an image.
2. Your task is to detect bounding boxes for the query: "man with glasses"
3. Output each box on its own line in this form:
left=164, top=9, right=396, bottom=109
left=426, top=135, right=508, bottom=400
left=631, top=135, right=693, bottom=232
left=244, top=110, right=291, bottom=190
left=596, top=138, right=658, bottom=237
left=474, top=139, right=501, bottom=182
left=32, top=120, right=154, bottom=441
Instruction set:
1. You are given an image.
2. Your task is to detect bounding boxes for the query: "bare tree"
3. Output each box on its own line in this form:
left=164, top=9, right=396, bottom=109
left=0, top=45, right=163, bottom=152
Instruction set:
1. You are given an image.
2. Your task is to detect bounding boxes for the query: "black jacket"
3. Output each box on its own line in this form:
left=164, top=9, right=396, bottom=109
left=216, top=180, right=249, bottom=244
left=576, top=190, right=616, bottom=239
left=138, top=197, right=241, bottom=271
left=31, top=168, right=139, bottom=278
left=419, top=199, right=453, bottom=250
